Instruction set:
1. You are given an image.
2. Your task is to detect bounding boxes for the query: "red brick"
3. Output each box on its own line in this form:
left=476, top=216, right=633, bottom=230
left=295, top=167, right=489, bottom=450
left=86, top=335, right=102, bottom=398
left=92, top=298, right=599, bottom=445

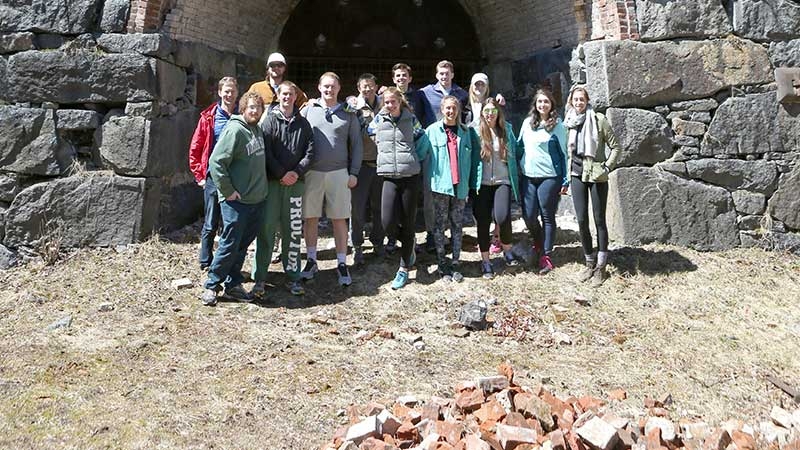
left=549, top=430, right=567, bottom=450
left=565, top=430, right=587, bottom=450
left=496, top=424, right=538, bottom=450
left=503, top=412, right=531, bottom=429
left=436, top=421, right=463, bottom=445
left=731, top=430, right=756, bottom=450
left=645, top=427, right=666, bottom=450
left=455, top=389, right=485, bottom=412
left=465, top=434, right=491, bottom=450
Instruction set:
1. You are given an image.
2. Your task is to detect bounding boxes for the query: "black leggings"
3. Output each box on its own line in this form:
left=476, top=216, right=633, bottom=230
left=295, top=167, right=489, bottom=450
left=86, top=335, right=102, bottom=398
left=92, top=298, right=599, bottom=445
left=382, top=175, right=420, bottom=267
left=473, top=184, right=512, bottom=253
left=571, top=176, right=609, bottom=255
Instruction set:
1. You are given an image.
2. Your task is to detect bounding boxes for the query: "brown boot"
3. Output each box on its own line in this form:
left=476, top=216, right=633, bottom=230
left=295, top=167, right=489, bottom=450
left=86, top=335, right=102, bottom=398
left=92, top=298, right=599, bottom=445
left=591, top=265, right=608, bottom=287
left=578, top=261, right=595, bottom=282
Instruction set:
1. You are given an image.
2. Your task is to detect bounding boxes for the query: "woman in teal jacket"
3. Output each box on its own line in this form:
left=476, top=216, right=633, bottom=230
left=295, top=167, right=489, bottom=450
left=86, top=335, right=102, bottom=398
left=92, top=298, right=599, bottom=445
left=425, top=95, right=480, bottom=282
left=471, top=98, right=521, bottom=279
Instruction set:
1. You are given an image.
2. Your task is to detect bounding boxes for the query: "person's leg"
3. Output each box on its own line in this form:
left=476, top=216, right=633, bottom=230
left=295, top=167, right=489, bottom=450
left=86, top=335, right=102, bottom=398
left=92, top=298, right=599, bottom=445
left=380, top=178, right=400, bottom=246
left=252, top=180, right=280, bottom=284
left=591, top=181, right=611, bottom=286
left=493, top=184, right=513, bottom=246
left=449, top=197, right=466, bottom=282
left=522, top=176, right=544, bottom=256
left=199, top=175, right=221, bottom=268
left=399, top=177, right=420, bottom=269
left=326, top=168, right=353, bottom=285
left=571, top=176, right=595, bottom=281
left=421, top=157, right=436, bottom=251
left=473, top=185, right=494, bottom=256
left=368, top=171, right=385, bottom=251
left=301, top=170, right=325, bottom=279
left=537, top=176, right=561, bottom=273
left=204, top=200, right=242, bottom=293
left=226, top=200, right=264, bottom=291
left=350, top=165, right=372, bottom=260
left=282, top=181, right=305, bottom=291
left=431, top=192, right=451, bottom=276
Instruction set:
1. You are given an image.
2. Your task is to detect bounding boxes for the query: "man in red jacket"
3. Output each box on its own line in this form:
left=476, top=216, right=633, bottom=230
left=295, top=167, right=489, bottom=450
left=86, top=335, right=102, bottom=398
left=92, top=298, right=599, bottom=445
left=188, top=76, right=239, bottom=270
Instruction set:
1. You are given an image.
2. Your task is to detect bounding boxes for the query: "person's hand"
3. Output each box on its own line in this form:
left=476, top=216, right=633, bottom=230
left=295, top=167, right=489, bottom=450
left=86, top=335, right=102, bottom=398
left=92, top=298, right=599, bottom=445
left=559, top=186, right=569, bottom=195
left=281, top=171, right=298, bottom=186
left=347, top=175, right=358, bottom=189
left=197, top=179, right=206, bottom=188
left=377, top=85, right=388, bottom=95
left=226, top=191, right=241, bottom=201
left=495, top=93, right=506, bottom=106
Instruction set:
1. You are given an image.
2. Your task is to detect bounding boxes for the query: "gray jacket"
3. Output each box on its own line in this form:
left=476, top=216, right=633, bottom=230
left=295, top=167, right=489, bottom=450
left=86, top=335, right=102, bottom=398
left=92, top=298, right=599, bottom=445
left=369, top=108, right=430, bottom=179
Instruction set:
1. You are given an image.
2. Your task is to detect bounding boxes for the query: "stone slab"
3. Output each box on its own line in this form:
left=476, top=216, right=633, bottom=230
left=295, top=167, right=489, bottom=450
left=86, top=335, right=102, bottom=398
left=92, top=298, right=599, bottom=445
left=636, top=0, right=732, bottom=41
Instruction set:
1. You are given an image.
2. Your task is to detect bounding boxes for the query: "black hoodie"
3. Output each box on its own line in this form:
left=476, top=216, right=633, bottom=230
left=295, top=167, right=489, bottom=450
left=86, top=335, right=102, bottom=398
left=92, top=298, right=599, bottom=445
left=261, top=106, right=315, bottom=180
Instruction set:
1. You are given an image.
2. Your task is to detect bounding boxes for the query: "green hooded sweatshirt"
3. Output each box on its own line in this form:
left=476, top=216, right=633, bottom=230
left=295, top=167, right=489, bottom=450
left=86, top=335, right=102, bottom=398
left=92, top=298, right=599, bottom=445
left=209, top=115, right=269, bottom=205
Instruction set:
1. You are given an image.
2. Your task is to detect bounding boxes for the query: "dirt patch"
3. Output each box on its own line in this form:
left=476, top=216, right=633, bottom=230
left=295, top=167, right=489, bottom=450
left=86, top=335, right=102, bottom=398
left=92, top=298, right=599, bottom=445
left=0, top=227, right=798, bottom=448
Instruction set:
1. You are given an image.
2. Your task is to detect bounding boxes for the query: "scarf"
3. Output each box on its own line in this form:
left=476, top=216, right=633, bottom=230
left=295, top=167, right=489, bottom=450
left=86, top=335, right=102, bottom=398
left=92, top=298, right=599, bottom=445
left=564, top=106, right=598, bottom=159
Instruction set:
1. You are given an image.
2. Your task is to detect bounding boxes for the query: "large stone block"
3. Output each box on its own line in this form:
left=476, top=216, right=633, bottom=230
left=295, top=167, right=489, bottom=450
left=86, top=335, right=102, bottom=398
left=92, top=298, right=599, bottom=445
left=768, top=167, right=800, bottom=230
left=702, top=93, right=783, bottom=156
left=0, top=106, right=74, bottom=176
left=97, top=33, right=173, bottom=58
left=99, top=0, right=130, bottom=33
left=769, top=39, right=800, bottom=67
left=97, top=108, right=198, bottom=177
left=733, top=0, right=800, bottom=40
left=0, top=32, right=34, bottom=54
left=3, top=175, right=153, bottom=248
left=608, top=167, right=739, bottom=250
left=55, top=110, right=101, bottom=131
left=606, top=108, right=673, bottom=166
left=636, top=0, right=732, bottom=41
left=585, top=38, right=773, bottom=109
left=686, top=159, right=779, bottom=195
left=4, top=50, right=186, bottom=103
left=0, top=0, right=101, bottom=34
left=0, top=173, right=22, bottom=203
left=146, top=173, right=204, bottom=232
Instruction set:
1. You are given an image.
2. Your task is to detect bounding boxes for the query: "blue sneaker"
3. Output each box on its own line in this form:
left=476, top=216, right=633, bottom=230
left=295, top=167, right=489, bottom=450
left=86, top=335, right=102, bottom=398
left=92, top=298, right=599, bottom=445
left=391, top=270, right=409, bottom=290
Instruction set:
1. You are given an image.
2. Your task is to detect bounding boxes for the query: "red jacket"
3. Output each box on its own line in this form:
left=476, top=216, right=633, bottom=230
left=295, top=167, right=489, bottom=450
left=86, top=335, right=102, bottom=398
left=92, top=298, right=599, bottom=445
left=188, top=103, right=220, bottom=184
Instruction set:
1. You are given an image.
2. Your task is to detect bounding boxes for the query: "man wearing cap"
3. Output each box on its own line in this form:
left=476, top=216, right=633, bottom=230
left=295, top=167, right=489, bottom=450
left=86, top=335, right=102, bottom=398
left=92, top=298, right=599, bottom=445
left=247, top=52, right=308, bottom=109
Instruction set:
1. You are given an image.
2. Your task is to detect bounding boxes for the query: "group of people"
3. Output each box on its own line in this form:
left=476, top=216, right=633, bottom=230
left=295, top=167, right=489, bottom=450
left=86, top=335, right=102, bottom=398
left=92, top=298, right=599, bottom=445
left=188, top=52, right=620, bottom=306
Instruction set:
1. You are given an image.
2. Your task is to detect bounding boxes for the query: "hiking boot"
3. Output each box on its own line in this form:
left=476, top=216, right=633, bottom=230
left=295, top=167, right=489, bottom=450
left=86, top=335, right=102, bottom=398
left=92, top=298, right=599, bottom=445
left=224, top=284, right=253, bottom=302
left=391, top=270, right=409, bottom=290
left=201, top=288, right=218, bottom=306
left=481, top=261, right=494, bottom=280
left=578, top=262, right=596, bottom=283
left=337, top=262, right=352, bottom=286
left=250, top=281, right=267, bottom=298
left=353, top=246, right=365, bottom=266
left=538, top=255, right=554, bottom=275
left=451, top=263, right=464, bottom=283
left=385, top=238, right=397, bottom=254
left=300, top=259, right=318, bottom=280
left=286, top=280, right=305, bottom=296
left=489, top=237, right=502, bottom=255
left=591, top=266, right=608, bottom=287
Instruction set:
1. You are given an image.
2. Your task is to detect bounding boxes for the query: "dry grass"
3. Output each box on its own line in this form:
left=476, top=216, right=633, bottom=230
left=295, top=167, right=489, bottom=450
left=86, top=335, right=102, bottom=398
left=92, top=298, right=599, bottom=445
left=0, top=224, right=799, bottom=449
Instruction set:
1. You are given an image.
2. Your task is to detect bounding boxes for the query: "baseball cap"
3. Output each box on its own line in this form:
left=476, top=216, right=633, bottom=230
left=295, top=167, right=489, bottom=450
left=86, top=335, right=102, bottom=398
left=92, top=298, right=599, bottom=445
left=267, top=52, right=287, bottom=66
left=471, top=73, right=489, bottom=86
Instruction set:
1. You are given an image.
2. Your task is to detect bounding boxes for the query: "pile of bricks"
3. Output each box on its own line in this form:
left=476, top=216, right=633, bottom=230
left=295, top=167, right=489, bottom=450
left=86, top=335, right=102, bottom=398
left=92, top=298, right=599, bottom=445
left=322, top=365, right=800, bottom=450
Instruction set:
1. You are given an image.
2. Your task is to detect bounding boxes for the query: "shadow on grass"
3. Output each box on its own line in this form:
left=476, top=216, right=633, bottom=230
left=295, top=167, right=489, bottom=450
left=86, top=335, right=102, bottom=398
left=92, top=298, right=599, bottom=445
left=606, top=246, right=698, bottom=276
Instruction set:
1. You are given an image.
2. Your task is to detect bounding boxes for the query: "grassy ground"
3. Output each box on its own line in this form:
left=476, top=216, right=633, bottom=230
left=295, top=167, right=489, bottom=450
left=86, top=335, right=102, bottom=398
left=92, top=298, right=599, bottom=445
left=0, top=223, right=798, bottom=449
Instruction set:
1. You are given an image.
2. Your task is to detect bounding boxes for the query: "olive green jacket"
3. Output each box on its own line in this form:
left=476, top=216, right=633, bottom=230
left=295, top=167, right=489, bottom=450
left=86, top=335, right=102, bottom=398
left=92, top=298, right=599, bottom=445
left=569, top=112, right=621, bottom=183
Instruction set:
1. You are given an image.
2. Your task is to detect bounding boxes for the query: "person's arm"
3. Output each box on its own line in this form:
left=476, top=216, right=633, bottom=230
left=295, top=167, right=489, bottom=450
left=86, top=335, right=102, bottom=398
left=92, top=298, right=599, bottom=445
left=600, top=114, right=621, bottom=171
left=469, top=128, right=482, bottom=190
left=413, top=116, right=431, bottom=161
left=208, top=126, right=240, bottom=200
left=347, top=112, right=363, bottom=178
left=294, top=120, right=315, bottom=177
left=188, top=116, right=209, bottom=185
left=556, top=123, right=569, bottom=187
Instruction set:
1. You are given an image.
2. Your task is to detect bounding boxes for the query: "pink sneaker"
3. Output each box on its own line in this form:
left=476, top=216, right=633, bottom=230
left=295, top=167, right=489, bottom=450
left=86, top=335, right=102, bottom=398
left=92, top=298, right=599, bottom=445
left=489, top=237, right=502, bottom=254
left=538, top=255, right=554, bottom=275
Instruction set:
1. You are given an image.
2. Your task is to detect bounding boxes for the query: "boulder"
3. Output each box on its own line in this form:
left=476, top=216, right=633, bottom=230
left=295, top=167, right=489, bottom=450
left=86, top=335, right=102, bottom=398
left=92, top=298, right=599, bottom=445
left=97, top=108, right=198, bottom=177
left=733, top=0, right=800, bottom=41
left=55, top=110, right=101, bottom=131
left=670, top=99, right=719, bottom=111
left=3, top=175, right=154, bottom=248
left=686, top=159, right=779, bottom=195
left=769, top=39, right=800, bottom=67
left=0, top=173, right=22, bottom=202
left=702, top=93, right=783, bottom=156
left=608, top=167, right=739, bottom=250
left=672, top=118, right=706, bottom=137
left=606, top=108, right=673, bottom=166
left=172, top=40, right=237, bottom=105
left=99, top=0, right=130, bottom=33
left=768, top=167, right=800, bottom=230
left=585, top=38, right=773, bottom=109
left=0, top=0, right=101, bottom=34
left=731, top=190, right=766, bottom=215
left=636, top=0, right=732, bottom=41
left=4, top=50, right=186, bottom=104
left=778, top=104, right=800, bottom=158
left=0, top=106, right=74, bottom=176
left=147, top=173, right=204, bottom=232
left=0, top=243, right=17, bottom=270
left=0, top=32, right=34, bottom=54
left=97, top=33, right=173, bottom=58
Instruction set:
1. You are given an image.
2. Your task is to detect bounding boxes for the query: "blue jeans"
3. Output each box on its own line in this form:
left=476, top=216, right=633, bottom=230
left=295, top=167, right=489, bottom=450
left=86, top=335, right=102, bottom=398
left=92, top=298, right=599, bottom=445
left=204, top=199, right=265, bottom=291
left=199, top=175, right=222, bottom=267
left=521, top=176, right=561, bottom=255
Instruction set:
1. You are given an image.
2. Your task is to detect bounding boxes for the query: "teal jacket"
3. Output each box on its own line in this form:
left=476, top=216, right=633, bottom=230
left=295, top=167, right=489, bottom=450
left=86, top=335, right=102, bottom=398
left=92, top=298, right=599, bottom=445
left=517, top=119, right=569, bottom=187
left=424, top=121, right=481, bottom=200
left=209, top=115, right=269, bottom=204
left=475, top=122, right=521, bottom=202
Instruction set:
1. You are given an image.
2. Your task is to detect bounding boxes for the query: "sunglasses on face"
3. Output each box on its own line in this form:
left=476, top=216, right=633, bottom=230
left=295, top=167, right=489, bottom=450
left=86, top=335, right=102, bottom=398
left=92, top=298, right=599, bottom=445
left=482, top=108, right=498, bottom=115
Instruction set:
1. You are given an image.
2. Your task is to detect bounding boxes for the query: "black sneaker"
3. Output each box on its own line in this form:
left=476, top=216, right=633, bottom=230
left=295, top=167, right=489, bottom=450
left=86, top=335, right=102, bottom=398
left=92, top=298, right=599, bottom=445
left=300, top=259, right=318, bottom=280
left=224, top=284, right=253, bottom=302
left=337, top=262, right=352, bottom=286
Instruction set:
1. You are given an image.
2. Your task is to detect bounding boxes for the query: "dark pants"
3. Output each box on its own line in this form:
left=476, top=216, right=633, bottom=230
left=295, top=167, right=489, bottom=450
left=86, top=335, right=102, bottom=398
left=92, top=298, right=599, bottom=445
left=204, top=199, right=265, bottom=291
left=521, top=176, right=560, bottom=255
left=571, top=176, right=609, bottom=255
left=474, top=184, right=512, bottom=253
left=351, top=164, right=385, bottom=248
left=382, top=175, right=420, bottom=268
left=199, top=175, right=222, bottom=267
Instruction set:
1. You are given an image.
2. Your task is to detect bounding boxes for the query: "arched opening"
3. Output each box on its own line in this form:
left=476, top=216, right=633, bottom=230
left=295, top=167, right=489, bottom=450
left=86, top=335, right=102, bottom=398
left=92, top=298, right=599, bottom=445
left=277, top=0, right=483, bottom=94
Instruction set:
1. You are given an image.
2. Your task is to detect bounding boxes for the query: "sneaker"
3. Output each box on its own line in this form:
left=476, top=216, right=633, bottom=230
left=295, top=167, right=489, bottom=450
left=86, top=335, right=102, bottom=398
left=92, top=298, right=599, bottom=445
left=489, top=238, right=502, bottom=255
left=250, top=281, right=267, bottom=298
left=287, top=280, right=305, bottom=296
left=504, top=252, right=520, bottom=267
left=337, top=262, right=352, bottom=286
left=591, top=266, right=608, bottom=287
left=425, top=233, right=436, bottom=254
left=201, top=288, right=218, bottom=306
left=354, top=246, right=365, bottom=266
left=385, top=238, right=397, bottom=254
left=578, top=263, right=596, bottom=283
left=300, top=259, right=318, bottom=280
left=224, top=284, right=254, bottom=302
left=481, top=261, right=494, bottom=279
left=451, top=263, right=464, bottom=283
left=538, top=255, right=554, bottom=275
left=391, top=270, right=409, bottom=290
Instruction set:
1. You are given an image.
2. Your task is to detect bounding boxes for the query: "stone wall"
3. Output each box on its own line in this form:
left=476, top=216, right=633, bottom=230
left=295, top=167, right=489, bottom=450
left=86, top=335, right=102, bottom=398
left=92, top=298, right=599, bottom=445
left=577, top=0, right=800, bottom=252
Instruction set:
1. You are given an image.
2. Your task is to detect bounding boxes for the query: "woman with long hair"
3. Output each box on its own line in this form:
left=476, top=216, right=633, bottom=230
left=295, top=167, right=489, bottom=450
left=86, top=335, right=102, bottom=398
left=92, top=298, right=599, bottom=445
left=564, top=85, right=620, bottom=287
left=369, top=87, right=431, bottom=289
left=517, top=89, right=568, bottom=274
left=472, top=98, right=521, bottom=279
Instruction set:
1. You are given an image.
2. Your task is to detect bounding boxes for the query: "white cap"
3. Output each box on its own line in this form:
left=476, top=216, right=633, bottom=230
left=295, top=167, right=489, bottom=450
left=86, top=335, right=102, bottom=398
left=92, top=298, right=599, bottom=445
left=470, top=72, right=489, bottom=86
left=267, top=52, right=287, bottom=65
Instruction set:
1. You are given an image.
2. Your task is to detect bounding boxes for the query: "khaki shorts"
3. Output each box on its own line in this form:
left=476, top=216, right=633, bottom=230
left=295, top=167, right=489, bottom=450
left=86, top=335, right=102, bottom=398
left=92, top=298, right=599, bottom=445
left=302, top=168, right=352, bottom=219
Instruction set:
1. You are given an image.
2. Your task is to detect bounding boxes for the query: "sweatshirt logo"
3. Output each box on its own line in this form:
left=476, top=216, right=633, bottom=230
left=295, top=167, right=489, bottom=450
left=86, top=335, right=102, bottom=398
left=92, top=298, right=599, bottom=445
left=286, top=196, right=303, bottom=273
left=246, top=133, right=265, bottom=157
